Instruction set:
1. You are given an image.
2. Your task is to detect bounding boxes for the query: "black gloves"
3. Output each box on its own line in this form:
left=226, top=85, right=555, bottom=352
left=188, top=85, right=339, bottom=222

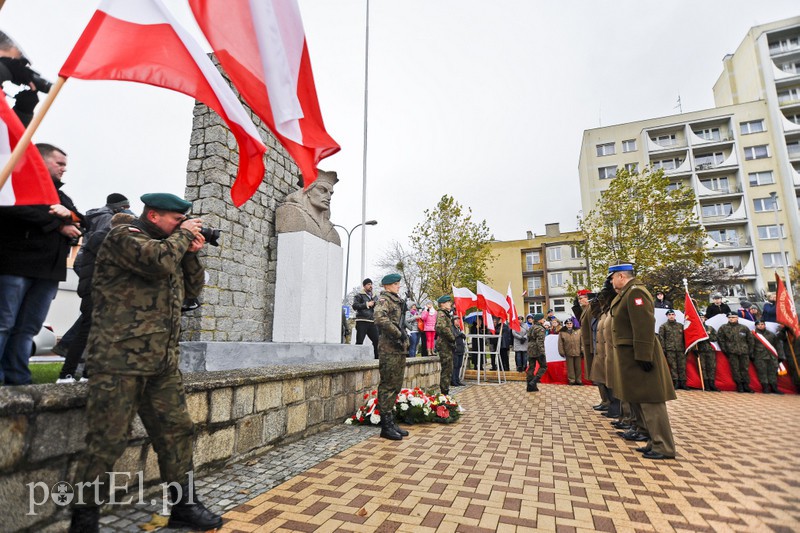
left=637, top=360, right=653, bottom=372
left=0, top=57, right=33, bottom=85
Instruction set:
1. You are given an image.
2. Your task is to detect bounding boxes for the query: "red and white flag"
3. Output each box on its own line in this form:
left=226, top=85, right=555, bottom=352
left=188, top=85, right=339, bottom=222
left=59, top=0, right=267, bottom=207
left=189, top=0, right=340, bottom=199
left=775, top=272, right=800, bottom=338
left=0, top=98, right=58, bottom=206
left=506, top=283, right=520, bottom=332
left=683, top=290, right=708, bottom=353
left=476, top=281, right=509, bottom=322
left=484, top=309, right=495, bottom=333
left=452, top=286, right=477, bottom=318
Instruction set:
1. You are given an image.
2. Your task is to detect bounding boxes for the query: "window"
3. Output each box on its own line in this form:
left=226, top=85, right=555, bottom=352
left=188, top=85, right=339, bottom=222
left=778, top=88, right=800, bottom=105
left=547, top=247, right=562, bottom=261
left=770, top=37, right=800, bottom=53
left=572, top=272, right=586, bottom=286
left=763, top=252, right=789, bottom=267
left=596, top=142, right=615, bottom=156
left=720, top=284, right=747, bottom=297
left=708, top=229, right=735, bottom=244
left=570, top=245, right=582, bottom=259
left=753, top=197, right=778, bottom=212
left=527, top=277, right=542, bottom=295
left=748, top=171, right=774, bottom=186
left=552, top=298, right=566, bottom=313
left=717, top=255, right=742, bottom=270
left=652, top=157, right=682, bottom=171
left=780, top=61, right=800, bottom=74
left=786, top=113, right=800, bottom=125
left=788, top=141, right=800, bottom=157
left=694, top=152, right=724, bottom=168
left=694, top=127, right=720, bottom=141
left=701, top=203, right=732, bottom=217
left=700, top=176, right=730, bottom=192
left=528, top=302, right=543, bottom=315
left=757, top=224, right=785, bottom=240
left=525, top=251, right=540, bottom=270
left=743, top=145, right=769, bottom=160
left=666, top=182, right=681, bottom=192
left=624, top=162, right=639, bottom=173
left=598, top=165, right=617, bottom=180
left=549, top=273, right=564, bottom=287
left=622, top=139, right=637, bottom=153
left=740, top=120, right=765, bottom=134
left=767, top=281, right=778, bottom=293
left=652, top=133, right=677, bottom=147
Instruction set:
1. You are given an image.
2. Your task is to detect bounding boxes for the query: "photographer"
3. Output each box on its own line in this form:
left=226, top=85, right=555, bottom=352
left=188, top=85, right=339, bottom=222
left=0, top=30, right=50, bottom=126
left=69, top=193, right=222, bottom=532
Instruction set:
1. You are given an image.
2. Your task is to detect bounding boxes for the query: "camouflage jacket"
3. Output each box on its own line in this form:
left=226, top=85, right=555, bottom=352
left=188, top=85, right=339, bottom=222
left=375, top=290, right=408, bottom=353
left=435, top=308, right=456, bottom=353
left=753, top=329, right=783, bottom=360
left=658, top=320, right=684, bottom=351
left=87, top=218, right=204, bottom=375
left=696, top=324, right=717, bottom=353
left=526, top=323, right=546, bottom=357
left=716, top=322, right=754, bottom=356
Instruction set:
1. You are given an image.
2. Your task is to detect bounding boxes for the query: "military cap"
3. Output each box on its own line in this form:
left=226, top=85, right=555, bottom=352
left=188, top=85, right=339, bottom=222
left=140, top=193, right=191, bottom=213
left=577, top=289, right=590, bottom=296
left=381, top=273, right=401, bottom=285
left=727, top=312, right=738, bottom=317
left=666, top=309, right=676, bottom=315
left=608, top=263, right=634, bottom=273
left=712, top=293, right=723, bottom=299
left=532, top=313, right=544, bottom=321
left=437, top=295, right=452, bottom=304
left=316, top=169, right=339, bottom=185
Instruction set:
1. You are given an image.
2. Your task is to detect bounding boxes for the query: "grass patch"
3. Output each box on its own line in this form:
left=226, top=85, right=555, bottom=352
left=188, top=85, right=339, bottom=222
left=30, top=363, right=62, bottom=384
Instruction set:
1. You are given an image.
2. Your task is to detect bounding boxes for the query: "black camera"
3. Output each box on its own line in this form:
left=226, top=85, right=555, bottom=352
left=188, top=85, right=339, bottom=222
left=0, top=56, right=53, bottom=93
left=28, top=68, right=52, bottom=93
left=199, top=227, right=222, bottom=247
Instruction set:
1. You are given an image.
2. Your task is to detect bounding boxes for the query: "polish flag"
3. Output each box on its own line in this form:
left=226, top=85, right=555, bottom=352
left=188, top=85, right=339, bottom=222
left=683, top=290, right=709, bottom=353
left=452, top=286, right=477, bottom=318
left=476, top=281, right=509, bottom=322
left=189, top=0, right=340, bottom=197
left=59, top=0, right=267, bottom=207
left=0, top=98, right=58, bottom=206
left=776, top=273, right=800, bottom=338
left=484, top=309, right=495, bottom=333
left=506, top=283, right=520, bottom=332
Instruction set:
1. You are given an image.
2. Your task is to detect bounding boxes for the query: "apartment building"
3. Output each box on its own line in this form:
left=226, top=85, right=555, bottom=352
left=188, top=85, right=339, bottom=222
left=578, top=16, right=800, bottom=299
left=487, top=223, right=588, bottom=320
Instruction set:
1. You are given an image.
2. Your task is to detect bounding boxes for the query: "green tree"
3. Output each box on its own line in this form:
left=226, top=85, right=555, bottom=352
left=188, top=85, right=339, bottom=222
left=374, top=240, right=428, bottom=304
left=579, top=167, right=708, bottom=288
left=642, top=260, right=745, bottom=310
left=410, top=195, right=494, bottom=300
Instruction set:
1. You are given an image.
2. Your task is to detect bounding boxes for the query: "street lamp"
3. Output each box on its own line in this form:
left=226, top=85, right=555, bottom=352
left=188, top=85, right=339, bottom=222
left=770, top=192, right=792, bottom=298
left=334, top=220, right=378, bottom=301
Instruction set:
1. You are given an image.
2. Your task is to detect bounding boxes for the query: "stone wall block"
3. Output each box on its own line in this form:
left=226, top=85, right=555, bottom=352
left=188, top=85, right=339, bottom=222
left=232, top=385, right=255, bottom=419
left=209, top=388, right=233, bottom=424
left=262, top=408, right=287, bottom=444
left=286, top=403, right=307, bottom=436
left=186, top=392, right=209, bottom=425
left=255, top=382, right=283, bottom=412
left=306, top=399, right=324, bottom=427
left=0, top=415, right=28, bottom=471
left=235, top=415, right=263, bottom=455
left=194, top=427, right=235, bottom=467
left=304, top=377, right=323, bottom=399
left=283, top=379, right=304, bottom=404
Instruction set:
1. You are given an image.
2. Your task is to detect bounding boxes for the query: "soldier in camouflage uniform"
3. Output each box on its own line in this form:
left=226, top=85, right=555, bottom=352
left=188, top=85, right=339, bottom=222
left=69, top=194, right=221, bottom=533
left=526, top=313, right=547, bottom=392
left=434, top=295, right=456, bottom=394
left=696, top=315, right=719, bottom=391
left=658, top=310, right=686, bottom=389
left=752, top=320, right=784, bottom=394
left=716, top=313, right=755, bottom=393
left=374, top=273, right=409, bottom=440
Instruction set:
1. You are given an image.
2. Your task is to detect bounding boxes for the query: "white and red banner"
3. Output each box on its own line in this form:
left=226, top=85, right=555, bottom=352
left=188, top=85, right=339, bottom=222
left=0, top=98, right=58, bottom=206
left=476, top=281, right=509, bottom=322
left=59, top=0, right=267, bottom=207
left=506, top=283, right=520, bottom=332
left=188, top=0, right=340, bottom=200
left=775, top=273, right=800, bottom=338
left=452, top=286, right=477, bottom=318
left=683, top=290, right=709, bottom=353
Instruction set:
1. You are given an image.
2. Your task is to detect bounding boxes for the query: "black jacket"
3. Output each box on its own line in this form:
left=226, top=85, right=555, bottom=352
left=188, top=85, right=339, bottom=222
left=705, top=302, right=732, bottom=319
left=352, top=289, right=378, bottom=320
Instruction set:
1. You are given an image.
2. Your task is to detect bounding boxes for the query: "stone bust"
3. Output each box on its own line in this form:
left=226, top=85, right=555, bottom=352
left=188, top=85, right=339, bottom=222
left=276, top=170, right=341, bottom=245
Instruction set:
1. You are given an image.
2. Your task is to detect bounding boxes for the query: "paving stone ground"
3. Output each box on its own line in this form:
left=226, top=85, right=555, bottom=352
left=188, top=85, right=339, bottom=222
left=102, top=382, right=800, bottom=532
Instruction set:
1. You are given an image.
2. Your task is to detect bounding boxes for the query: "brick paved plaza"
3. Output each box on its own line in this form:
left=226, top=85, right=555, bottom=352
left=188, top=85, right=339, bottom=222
left=105, top=382, right=800, bottom=532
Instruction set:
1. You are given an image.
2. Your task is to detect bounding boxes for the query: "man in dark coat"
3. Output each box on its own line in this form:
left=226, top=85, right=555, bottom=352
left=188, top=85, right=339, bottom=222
left=608, top=263, right=677, bottom=460
left=353, top=278, right=380, bottom=359
left=705, top=293, right=732, bottom=319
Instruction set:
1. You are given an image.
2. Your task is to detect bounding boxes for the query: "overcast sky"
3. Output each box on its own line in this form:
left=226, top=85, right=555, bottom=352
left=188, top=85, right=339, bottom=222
left=2, top=1, right=799, bottom=290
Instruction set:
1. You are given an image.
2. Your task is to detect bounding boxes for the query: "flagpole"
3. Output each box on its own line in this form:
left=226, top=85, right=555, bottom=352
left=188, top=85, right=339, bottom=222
left=359, top=0, right=370, bottom=283
left=787, top=333, right=800, bottom=387
left=0, top=76, right=67, bottom=192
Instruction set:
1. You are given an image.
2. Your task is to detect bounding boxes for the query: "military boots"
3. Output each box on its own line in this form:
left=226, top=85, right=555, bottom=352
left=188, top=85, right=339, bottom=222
left=380, top=413, right=403, bottom=440
left=742, top=382, right=754, bottom=393
left=390, top=413, right=409, bottom=437
left=168, top=481, right=223, bottom=530
left=772, top=384, right=784, bottom=395
left=69, top=506, right=99, bottom=533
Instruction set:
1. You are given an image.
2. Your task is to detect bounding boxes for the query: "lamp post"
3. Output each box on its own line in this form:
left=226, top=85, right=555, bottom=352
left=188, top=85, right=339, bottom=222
left=770, top=192, right=792, bottom=298
left=334, top=220, right=378, bottom=301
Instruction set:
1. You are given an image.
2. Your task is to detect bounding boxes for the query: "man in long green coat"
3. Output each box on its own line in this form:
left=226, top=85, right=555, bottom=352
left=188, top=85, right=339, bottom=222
left=608, top=263, right=677, bottom=460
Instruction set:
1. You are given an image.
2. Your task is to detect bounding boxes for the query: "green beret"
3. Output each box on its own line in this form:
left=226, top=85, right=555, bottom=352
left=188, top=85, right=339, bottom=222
left=437, top=295, right=452, bottom=304
left=381, top=273, right=401, bottom=285
left=532, top=313, right=544, bottom=321
left=140, top=193, right=192, bottom=214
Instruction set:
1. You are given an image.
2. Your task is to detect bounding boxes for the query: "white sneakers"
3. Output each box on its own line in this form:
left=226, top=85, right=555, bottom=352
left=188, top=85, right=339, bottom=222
left=56, top=375, right=88, bottom=384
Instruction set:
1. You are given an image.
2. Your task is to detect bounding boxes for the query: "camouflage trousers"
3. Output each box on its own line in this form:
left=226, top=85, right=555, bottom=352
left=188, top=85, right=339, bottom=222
left=664, top=350, right=686, bottom=381
left=438, top=348, right=453, bottom=394
left=697, top=349, right=717, bottom=386
left=526, top=353, right=547, bottom=383
left=378, top=351, right=407, bottom=416
left=754, top=355, right=779, bottom=388
left=74, top=369, right=194, bottom=506
left=726, top=352, right=751, bottom=384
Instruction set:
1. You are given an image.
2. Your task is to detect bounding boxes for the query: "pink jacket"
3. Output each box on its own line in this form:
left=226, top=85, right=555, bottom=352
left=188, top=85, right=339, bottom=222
left=420, top=309, right=438, bottom=331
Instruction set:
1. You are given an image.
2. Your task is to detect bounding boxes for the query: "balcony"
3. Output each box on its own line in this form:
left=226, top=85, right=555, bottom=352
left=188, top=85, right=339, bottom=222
left=694, top=151, right=738, bottom=173
left=696, top=181, right=742, bottom=198
left=706, top=235, right=752, bottom=252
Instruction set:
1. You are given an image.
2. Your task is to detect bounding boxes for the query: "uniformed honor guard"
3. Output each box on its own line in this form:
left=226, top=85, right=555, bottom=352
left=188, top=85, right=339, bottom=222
left=374, top=273, right=410, bottom=440
left=69, top=193, right=222, bottom=532
left=658, top=309, right=686, bottom=389
left=525, top=313, right=547, bottom=392
left=696, top=315, right=719, bottom=391
left=717, top=313, right=755, bottom=393
left=608, top=263, right=677, bottom=460
left=752, top=320, right=784, bottom=394
left=434, top=295, right=456, bottom=394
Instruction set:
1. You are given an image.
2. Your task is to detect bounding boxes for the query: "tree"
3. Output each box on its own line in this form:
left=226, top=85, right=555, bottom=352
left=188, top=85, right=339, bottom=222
left=579, top=167, right=709, bottom=288
left=374, top=240, right=428, bottom=304
left=642, top=260, right=745, bottom=310
left=410, top=195, right=494, bottom=300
